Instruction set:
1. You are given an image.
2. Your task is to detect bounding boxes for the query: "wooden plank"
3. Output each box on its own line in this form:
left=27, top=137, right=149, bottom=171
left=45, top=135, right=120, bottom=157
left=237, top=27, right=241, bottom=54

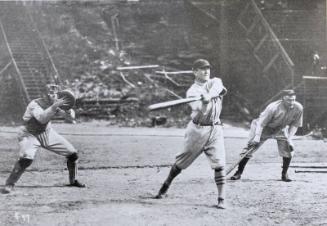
left=117, top=65, right=160, bottom=70
left=303, top=76, right=327, bottom=80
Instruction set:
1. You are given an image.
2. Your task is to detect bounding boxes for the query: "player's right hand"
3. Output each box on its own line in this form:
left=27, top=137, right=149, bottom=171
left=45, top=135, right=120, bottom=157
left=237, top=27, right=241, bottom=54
left=52, top=98, right=69, bottom=109
left=201, top=93, right=211, bottom=104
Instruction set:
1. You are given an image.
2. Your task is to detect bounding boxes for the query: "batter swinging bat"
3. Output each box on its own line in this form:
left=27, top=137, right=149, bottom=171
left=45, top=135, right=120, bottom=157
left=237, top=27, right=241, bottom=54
left=148, top=96, right=202, bottom=111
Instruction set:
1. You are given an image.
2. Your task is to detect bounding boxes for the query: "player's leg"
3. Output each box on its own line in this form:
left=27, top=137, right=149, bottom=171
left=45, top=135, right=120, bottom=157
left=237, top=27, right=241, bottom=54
left=154, top=163, right=181, bottom=199
left=3, top=131, right=39, bottom=194
left=43, top=128, right=85, bottom=187
left=230, top=120, right=264, bottom=180
left=154, top=122, right=208, bottom=199
left=277, top=139, right=294, bottom=182
left=214, top=167, right=226, bottom=209
left=204, top=125, right=226, bottom=208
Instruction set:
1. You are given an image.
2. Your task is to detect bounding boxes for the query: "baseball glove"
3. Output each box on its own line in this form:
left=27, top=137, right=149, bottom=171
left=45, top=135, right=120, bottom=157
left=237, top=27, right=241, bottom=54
left=57, top=90, right=76, bottom=111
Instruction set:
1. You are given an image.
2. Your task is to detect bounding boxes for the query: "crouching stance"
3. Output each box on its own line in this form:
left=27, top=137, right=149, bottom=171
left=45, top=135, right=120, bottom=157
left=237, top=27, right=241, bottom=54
left=230, top=90, right=303, bottom=182
left=154, top=59, right=228, bottom=209
left=3, top=84, right=85, bottom=194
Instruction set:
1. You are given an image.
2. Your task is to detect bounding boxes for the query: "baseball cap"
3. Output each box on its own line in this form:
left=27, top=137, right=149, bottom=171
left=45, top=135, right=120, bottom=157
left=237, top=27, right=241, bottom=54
left=281, top=89, right=296, bottom=96
left=192, top=59, right=211, bottom=70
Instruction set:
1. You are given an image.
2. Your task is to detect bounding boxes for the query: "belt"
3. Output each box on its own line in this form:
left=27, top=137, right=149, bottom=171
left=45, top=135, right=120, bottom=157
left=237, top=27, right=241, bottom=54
left=192, top=119, right=222, bottom=126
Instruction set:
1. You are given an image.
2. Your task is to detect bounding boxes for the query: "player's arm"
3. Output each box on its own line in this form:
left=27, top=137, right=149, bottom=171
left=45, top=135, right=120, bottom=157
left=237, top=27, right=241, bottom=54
left=207, top=78, right=227, bottom=99
left=250, top=104, right=275, bottom=144
left=198, top=78, right=227, bottom=107
left=31, top=99, right=67, bottom=124
left=285, top=106, right=303, bottom=149
left=287, top=125, right=298, bottom=139
left=187, top=89, right=210, bottom=112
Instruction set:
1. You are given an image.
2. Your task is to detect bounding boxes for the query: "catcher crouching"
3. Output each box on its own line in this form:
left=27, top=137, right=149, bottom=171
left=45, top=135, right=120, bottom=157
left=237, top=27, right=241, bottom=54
left=2, top=84, right=85, bottom=194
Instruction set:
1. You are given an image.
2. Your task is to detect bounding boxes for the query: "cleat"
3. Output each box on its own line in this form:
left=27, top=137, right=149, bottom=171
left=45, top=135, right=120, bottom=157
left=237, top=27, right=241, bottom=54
left=154, top=183, right=169, bottom=199
left=281, top=174, right=292, bottom=182
left=153, top=193, right=163, bottom=199
left=217, top=198, right=226, bottom=209
left=2, top=185, right=14, bottom=194
left=69, top=180, right=86, bottom=188
left=230, top=172, right=241, bottom=180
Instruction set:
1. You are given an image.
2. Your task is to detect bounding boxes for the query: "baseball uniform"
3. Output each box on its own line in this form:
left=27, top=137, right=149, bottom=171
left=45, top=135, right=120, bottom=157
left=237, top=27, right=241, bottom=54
left=231, top=91, right=303, bottom=182
left=3, top=94, right=85, bottom=194
left=176, top=78, right=226, bottom=169
left=155, top=69, right=228, bottom=208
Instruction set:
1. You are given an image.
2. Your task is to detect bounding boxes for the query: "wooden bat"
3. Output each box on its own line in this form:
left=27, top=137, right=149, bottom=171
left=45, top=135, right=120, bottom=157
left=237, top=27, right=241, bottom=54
left=148, top=96, right=202, bottom=111
left=226, top=145, right=257, bottom=176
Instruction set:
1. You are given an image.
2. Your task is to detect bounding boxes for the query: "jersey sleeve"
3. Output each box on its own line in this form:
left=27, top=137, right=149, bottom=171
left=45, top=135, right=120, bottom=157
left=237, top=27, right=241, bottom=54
left=186, top=87, right=202, bottom=111
left=29, top=101, right=56, bottom=124
left=290, top=105, right=303, bottom=128
left=257, top=103, right=275, bottom=127
left=208, top=78, right=227, bottom=97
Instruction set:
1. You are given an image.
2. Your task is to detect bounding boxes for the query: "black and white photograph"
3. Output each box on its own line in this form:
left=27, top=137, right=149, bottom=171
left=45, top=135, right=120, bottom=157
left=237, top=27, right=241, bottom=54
left=0, top=0, right=327, bottom=225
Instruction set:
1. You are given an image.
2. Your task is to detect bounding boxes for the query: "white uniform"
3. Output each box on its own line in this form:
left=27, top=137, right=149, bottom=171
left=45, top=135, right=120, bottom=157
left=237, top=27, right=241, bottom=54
left=243, top=100, right=303, bottom=158
left=175, top=78, right=227, bottom=169
left=18, top=98, right=77, bottom=160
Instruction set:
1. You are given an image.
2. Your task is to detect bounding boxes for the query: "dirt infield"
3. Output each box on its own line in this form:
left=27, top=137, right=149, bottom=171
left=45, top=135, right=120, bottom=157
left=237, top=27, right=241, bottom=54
left=0, top=122, right=327, bottom=226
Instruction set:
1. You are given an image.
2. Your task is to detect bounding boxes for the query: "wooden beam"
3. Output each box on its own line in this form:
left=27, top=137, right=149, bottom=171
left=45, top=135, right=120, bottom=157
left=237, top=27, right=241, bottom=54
left=117, top=65, right=160, bottom=70
left=0, top=60, right=12, bottom=77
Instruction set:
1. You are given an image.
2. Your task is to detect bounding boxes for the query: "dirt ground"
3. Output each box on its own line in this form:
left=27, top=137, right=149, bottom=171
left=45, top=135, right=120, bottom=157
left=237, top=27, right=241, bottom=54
left=0, top=121, right=327, bottom=226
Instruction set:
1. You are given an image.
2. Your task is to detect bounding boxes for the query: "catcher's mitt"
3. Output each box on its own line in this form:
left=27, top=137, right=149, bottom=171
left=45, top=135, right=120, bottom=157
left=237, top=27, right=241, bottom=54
left=57, top=90, right=76, bottom=111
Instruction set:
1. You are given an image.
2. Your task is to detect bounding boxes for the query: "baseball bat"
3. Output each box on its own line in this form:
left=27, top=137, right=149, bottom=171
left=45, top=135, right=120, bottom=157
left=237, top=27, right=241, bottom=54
left=226, top=145, right=257, bottom=176
left=148, top=96, right=202, bottom=111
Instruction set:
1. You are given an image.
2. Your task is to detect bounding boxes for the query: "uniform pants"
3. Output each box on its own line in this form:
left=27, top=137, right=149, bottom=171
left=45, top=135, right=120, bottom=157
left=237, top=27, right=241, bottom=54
left=17, top=126, right=77, bottom=160
left=242, top=120, right=293, bottom=158
left=175, top=121, right=226, bottom=170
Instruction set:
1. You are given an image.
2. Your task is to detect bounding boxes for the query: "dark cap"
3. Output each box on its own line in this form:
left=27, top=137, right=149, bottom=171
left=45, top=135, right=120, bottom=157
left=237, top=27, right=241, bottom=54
left=192, top=59, right=210, bottom=70
left=281, top=89, right=296, bottom=96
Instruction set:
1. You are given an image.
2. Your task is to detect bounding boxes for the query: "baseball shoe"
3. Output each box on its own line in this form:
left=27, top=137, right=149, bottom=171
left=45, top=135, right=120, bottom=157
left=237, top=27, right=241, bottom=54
left=69, top=180, right=86, bottom=188
left=230, top=171, right=242, bottom=180
left=2, top=185, right=14, bottom=194
left=281, top=174, right=292, bottom=182
left=217, top=198, right=226, bottom=209
left=154, top=193, right=164, bottom=199
left=153, top=183, right=169, bottom=199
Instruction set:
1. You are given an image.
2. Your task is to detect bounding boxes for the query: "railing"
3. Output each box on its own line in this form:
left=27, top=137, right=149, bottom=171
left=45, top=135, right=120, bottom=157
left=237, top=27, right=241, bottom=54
left=26, top=7, right=63, bottom=86
left=0, top=20, right=30, bottom=105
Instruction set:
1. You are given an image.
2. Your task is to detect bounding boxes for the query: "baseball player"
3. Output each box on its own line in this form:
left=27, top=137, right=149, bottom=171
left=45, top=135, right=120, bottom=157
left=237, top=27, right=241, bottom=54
left=230, top=89, right=303, bottom=182
left=2, top=84, right=85, bottom=194
left=154, top=59, right=228, bottom=209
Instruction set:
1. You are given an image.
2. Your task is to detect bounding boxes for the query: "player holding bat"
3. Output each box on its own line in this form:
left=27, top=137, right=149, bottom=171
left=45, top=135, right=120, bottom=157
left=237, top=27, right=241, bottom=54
left=230, top=89, right=303, bottom=182
left=154, top=59, right=228, bottom=209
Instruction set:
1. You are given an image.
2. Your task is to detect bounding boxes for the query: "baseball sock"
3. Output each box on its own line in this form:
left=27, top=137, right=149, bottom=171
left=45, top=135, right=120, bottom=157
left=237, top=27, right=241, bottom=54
left=158, top=164, right=181, bottom=195
left=215, top=167, right=226, bottom=199
left=67, top=153, right=78, bottom=184
left=236, top=157, right=250, bottom=175
left=282, top=157, right=292, bottom=181
left=5, top=158, right=33, bottom=186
